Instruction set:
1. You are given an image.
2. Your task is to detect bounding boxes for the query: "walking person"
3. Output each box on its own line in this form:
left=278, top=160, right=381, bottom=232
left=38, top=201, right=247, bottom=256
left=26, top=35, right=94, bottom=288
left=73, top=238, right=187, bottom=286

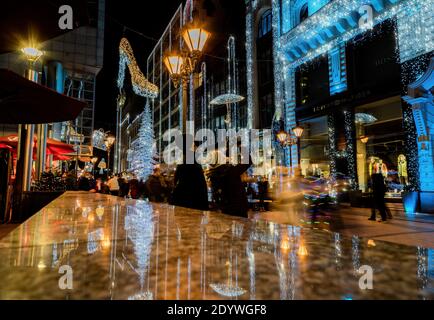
left=107, top=174, right=120, bottom=196
left=369, top=173, right=388, bottom=222
left=145, top=167, right=167, bottom=202
left=170, top=134, right=209, bottom=211
left=208, top=138, right=252, bottom=218
left=129, top=175, right=140, bottom=199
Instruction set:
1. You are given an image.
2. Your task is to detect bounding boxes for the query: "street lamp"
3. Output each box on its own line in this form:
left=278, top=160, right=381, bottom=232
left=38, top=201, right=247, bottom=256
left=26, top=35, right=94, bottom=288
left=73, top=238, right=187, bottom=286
left=292, top=125, right=304, bottom=168
left=17, top=45, right=44, bottom=192
left=276, top=130, right=289, bottom=146
left=164, top=23, right=210, bottom=132
left=105, top=135, right=116, bottom=174
left=91, top=156, right=98, bottom=176
left=182, top=27, right=210, bottom=60
left=292, top=125, right=304, bottom=139
left=21, top=47, right=44, bottom=63
left=163, top=54, right=185, bottom=88
left=276, top=130, right=297, bottom=176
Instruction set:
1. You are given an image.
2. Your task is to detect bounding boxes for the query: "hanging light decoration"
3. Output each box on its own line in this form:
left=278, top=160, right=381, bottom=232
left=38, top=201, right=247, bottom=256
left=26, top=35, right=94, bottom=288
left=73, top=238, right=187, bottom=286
left=355, top=113, right=378, bottom=125
left=118, top=38, right=159, bottom=98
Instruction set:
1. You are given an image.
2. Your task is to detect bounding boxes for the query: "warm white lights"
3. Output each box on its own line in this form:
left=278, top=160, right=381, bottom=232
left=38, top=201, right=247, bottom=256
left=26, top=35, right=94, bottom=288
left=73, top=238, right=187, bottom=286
left=21, top=47, right=44, bottom=62
left=182, top=28, right=210, bottom=53
left=118, top=38, right=159, bottom=98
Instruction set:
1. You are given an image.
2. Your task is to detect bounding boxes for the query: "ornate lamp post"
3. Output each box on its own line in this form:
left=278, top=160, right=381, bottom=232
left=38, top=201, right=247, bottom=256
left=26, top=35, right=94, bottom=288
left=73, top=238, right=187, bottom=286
left=163, top=24, right=210, bottom=132
left=18, top=46, right=44, bottom=191
left=292, top=125, right=304, bottom=168
left=276, top=130, right=297, bottom=176
left=105, top=135, right=116, bottom=174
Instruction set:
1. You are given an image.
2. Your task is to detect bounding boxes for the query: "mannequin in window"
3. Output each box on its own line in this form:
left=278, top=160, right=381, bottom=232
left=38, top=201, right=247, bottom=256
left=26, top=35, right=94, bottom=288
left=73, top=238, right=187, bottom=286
left=378, top=159, right=388, bottom=179
left=398, top=154, right=408, bottom=186
left=368, top=156, right=378, bottom=177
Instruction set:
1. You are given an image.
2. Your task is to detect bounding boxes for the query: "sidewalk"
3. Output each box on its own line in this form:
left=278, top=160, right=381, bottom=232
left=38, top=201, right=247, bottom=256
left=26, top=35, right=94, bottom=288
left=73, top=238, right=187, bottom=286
left=253, top=203, right=434, bottom=249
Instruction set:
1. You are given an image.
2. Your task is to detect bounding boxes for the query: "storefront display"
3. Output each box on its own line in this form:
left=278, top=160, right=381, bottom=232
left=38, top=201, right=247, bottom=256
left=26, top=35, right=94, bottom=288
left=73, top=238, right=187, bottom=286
left=398, top=154, right=408, bottom=186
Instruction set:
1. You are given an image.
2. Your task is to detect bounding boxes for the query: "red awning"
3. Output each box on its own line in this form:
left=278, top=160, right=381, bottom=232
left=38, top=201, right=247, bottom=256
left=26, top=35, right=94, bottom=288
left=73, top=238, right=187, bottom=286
left=0, top=143, right=12, bottom=150
left=0, top=135, right=75, bottom=157
left=0, top=69, right=86, bottom=124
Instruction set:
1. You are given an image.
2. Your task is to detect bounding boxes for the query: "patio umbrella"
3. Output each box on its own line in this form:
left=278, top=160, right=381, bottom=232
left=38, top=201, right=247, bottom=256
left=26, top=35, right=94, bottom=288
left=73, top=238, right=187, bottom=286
left=0, top=69, right=86, bottom=124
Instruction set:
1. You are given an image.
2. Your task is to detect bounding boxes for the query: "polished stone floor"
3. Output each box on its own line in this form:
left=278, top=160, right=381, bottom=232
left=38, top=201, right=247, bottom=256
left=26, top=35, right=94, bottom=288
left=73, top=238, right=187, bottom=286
left=0, top=192, right=433, bottom=300
left=256, top=204, right=434, bottom=249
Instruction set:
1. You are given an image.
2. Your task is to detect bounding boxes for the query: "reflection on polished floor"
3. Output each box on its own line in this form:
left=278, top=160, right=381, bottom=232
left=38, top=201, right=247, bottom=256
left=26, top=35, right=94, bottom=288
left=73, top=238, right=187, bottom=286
left=0, top=192, right=433, bottom=300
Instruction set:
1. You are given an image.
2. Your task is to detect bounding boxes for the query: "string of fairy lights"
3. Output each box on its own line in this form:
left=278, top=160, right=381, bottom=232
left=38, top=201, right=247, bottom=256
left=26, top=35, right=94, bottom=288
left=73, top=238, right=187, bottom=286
left=244, top=0, right=434, bottom=186
left=118, top=37, right=159, bottom=99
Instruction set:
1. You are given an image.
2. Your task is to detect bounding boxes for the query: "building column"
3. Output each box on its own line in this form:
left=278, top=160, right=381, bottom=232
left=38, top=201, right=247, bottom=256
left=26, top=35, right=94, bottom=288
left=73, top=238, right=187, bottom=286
left=327, top=113, right=338, bottom=180
left=402, top=96, right=434, bottom=192
left=246, top=1, right=259, bottom=129
left=343, top=109, right=358, bottom=190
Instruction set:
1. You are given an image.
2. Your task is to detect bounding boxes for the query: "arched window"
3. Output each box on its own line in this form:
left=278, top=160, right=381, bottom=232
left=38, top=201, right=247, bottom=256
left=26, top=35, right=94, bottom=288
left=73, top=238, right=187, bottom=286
left=258, top=9, right=272, bottom=38
left=299, top=3, right=309, bottom=23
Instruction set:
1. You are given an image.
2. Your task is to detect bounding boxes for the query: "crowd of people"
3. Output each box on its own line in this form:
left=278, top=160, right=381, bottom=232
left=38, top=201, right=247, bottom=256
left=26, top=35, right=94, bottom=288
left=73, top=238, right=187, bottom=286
left=72, top=167, right=173, bottom=201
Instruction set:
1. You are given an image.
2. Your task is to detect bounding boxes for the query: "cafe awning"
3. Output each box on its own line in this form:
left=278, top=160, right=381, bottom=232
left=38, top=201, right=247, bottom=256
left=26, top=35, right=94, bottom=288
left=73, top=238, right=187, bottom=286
left=0, top=69, right=86, bottom=124
left=0, top=135, right=75, bottom=158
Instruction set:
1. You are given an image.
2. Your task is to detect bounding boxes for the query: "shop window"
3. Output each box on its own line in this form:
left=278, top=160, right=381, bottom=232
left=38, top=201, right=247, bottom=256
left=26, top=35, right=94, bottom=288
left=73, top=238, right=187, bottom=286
left=299, top=116, right=330, bottom=178
left=355, top=96, right=405, bottom=196
left=258, top=10, right=272, bottom=38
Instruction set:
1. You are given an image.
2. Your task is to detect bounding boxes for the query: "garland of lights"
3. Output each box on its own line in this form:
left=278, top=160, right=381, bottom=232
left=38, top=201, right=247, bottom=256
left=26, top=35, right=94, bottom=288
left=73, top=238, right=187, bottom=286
left=272, top=0, right=283, bottom=119
left=343, top=110, right=358, bottom=190
left=118, top=38, right=159, bottom=98
left=400, top=53, right=434, bottom=191
left=246, top=10, right=255, bottom=129
left=327, top=114, right=337, bottom=180
left=268, top=0, right=433, bottom=191
left=245, top=0, right=259, bottom=130
left=279, top=0, right=434, bottom=69
left=201, top=62, right=208, bottom=130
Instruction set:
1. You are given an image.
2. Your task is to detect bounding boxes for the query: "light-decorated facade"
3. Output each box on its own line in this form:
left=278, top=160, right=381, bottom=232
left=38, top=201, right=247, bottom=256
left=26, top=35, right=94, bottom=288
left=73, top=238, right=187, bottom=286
left=246, top=0, right=434, bottom=212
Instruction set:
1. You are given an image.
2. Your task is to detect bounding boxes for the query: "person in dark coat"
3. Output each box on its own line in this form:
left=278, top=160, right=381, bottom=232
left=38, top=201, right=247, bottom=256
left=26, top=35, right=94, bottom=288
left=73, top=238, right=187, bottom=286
left=208, top=139, right=252, bottom=218
left=369, top=173, right=388, bottom=222
left=78, top=175, right=90, bottom=191
left=170, top=134, right=209, bottom=211
left=129, top=177, right=140, bottom=199
left=145, top=167, right=167, bottom=202
left=118, top=175, right=129, bottom=197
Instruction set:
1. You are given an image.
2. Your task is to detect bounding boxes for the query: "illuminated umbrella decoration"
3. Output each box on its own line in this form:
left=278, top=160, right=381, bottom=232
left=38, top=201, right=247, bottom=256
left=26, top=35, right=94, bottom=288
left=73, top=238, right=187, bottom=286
left=210, top=93, right=245, bottom=129
left=126, top=201, right=155, bottom=300
left=355, top=113, right=377, bottom=125
left=210, top=260, right=247, bottom=298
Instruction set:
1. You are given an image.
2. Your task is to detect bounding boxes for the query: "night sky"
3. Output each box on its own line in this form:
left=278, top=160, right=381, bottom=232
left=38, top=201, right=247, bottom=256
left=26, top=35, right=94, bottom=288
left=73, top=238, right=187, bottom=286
left=0, top=0, right=185, bottom=132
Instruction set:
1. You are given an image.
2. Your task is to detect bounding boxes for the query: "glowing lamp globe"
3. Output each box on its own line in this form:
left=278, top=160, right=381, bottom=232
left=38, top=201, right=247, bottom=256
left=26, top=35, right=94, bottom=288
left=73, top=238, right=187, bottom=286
left=292, top=126, right=304, bottom=138
left=276, top=130, right=288, bottom=144
left=360, top=135, right=369, bottom=144
left=21, top=47, right=44, bottom=62
left=163, top=55, right=184, bottom=77
left=182, top=27, right=210, bottom=53
left=106, top=135, right=116, bottom=148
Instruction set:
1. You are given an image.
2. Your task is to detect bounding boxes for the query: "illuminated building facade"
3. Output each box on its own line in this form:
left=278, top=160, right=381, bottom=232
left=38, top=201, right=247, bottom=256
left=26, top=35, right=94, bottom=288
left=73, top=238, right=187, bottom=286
left=246, top=0, right=434, bottom=211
